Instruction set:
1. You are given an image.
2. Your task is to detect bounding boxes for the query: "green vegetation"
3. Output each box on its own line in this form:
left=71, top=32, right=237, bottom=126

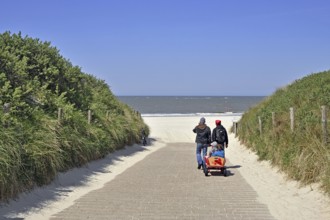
left=236, top=71, right=330, bottom=195
left=0, top=32, right=149, bottom=202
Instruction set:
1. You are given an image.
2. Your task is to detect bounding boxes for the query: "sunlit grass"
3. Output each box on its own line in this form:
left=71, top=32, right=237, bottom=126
left=236, top=70, right=330, bottom=196
left=0, top=32, right=150, bottom=202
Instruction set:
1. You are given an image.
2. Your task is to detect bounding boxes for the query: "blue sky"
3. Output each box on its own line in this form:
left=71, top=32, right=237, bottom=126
left=1, top=0, right=330, bottom=96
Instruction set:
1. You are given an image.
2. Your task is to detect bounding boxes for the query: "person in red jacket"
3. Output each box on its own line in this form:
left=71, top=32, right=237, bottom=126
left=211, top=120, right=228, bottom=148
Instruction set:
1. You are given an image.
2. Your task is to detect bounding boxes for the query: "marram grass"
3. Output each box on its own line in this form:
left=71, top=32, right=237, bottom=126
left=0, top=32, right=149, bottom=202
left=236, top=70, right=330, bottom=196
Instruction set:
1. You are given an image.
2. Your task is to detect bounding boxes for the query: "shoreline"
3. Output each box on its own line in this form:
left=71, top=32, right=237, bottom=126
left=141, top=112, right=243, bottom=117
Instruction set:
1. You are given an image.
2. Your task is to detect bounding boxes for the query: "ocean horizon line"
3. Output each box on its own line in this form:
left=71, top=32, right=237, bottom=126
left=117, top=95, right=266, bottom=97
left=118, top=96, right=264, bottom=114
left=141, top=112, right=244, bottom=117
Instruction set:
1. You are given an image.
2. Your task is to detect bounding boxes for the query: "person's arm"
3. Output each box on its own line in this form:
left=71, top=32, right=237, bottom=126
left=225, top=128, right=229, bottom=147
left=208, top=127, right=212, bottom=144
left=211, top=128, right=215, bottom=142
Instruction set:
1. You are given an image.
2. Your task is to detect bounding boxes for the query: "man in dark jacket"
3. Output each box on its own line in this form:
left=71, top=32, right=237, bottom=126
left=212, top=119, right=228, bottom=148
left=193, top=117, right=211, bottom=169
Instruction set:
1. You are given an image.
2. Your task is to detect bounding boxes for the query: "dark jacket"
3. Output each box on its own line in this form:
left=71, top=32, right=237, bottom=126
left=212, top=125, right=228, bottom=145
left=193, top=124, right=211, bottom=144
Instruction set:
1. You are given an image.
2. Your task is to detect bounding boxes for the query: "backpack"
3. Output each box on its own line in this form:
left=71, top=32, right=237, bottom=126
left=215, top=127, right=226, bottom=143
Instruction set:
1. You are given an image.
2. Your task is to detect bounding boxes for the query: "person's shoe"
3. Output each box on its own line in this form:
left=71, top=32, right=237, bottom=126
left=197, top=164, right=202, bottom=169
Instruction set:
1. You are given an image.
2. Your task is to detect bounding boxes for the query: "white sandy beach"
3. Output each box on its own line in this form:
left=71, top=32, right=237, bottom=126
left=1, top=115, right=330, bottom=220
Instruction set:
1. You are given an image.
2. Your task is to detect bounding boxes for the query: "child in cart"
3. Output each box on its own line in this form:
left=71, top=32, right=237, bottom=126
left=203, top=141, right=227, bottom=176
left=209, top=141, right=224, bottom=158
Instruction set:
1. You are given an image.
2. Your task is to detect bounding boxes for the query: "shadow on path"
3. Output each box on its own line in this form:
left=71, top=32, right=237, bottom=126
left=0, top=140, right=159, bottom=218
left=226, top=165, right=242, bottom=169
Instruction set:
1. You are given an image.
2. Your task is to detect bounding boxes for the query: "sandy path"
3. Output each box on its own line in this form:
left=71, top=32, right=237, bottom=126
left=144, top=115, right=330, bottom=220
left=1, top=115, right=329, bottom=220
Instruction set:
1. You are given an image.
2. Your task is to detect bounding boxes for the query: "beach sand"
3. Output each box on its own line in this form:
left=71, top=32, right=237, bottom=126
left=1, top=115, right=329, bottom=220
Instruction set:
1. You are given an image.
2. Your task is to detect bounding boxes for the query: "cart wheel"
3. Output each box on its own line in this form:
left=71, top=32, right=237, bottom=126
left=223, top=169, right=227, bottom=177
left=202, top=162, right=208, bottom=176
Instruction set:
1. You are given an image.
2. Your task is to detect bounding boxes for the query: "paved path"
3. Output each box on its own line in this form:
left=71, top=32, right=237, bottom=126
left=51, top=143, right=274, bottom=220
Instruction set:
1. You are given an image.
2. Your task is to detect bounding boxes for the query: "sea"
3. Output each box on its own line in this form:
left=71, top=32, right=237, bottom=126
left=117, top=96, right=265, bottom=117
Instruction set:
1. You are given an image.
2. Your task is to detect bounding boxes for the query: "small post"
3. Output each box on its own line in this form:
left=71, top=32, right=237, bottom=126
left=321, top=106, right=328, bottom=144
left=290, top=107, right=294, bottom=132
left=88, top=110, right=92, bottom=124
left=272, top=112, right=276, bottom=129
left=3, top=103, right=11, bottom=128
left=3, top=103, right=10, bottom=113
left=258, top=116, right=262, bottom=135
left=232, top=122, right=235, bottom=135
left=58, top=108, right=63, bottom=123
left=234, top=122, right=238, bottom=137
left=233, top=118, right=239, bottom=137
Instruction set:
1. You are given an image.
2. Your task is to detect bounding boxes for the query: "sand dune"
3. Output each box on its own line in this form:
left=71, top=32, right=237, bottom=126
left=1, top=115, right=329, bottom=220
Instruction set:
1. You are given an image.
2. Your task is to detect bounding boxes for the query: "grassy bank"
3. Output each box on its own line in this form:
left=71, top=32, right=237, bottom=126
left=236, top=71, right=330, bottom=195
left=0, top=32, right=149, bottom=202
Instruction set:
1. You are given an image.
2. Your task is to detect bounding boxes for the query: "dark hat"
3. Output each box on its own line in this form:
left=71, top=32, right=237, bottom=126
left=199, top=117, right=206, bottom=124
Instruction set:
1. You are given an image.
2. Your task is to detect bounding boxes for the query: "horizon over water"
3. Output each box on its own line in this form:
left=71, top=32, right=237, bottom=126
left=117, top=96, right=265, bottom=116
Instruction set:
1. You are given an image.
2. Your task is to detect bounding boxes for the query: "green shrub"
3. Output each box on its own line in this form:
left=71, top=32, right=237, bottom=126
left=0, top=32, right=149, bottom=202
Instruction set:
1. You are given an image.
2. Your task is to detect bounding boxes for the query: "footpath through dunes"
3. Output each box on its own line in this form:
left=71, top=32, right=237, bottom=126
left=2, top=115, right=330, bottom=219
left=51, top=142, right=274, bottom=220
left=143, top=116, right=330, bottom=220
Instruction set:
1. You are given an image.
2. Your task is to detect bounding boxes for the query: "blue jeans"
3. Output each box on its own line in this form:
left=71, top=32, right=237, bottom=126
left=196, top=143, right=208, bottom=165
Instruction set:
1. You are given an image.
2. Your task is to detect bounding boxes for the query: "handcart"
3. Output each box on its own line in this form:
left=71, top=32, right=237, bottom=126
left=202, top=144, right=227, bottom=177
